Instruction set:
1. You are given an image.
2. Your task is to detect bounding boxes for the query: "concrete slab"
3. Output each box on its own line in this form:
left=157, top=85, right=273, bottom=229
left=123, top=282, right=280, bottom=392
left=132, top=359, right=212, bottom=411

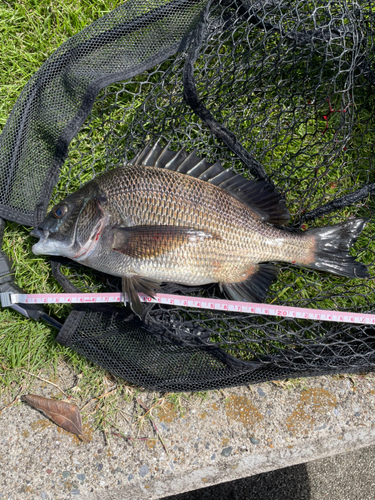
left=1, top=368, right=375, bottom=499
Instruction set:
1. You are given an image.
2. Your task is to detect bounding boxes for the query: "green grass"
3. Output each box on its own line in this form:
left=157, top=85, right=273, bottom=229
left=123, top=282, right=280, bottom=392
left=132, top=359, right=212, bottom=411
left=1, top=0, right=375, bottom=432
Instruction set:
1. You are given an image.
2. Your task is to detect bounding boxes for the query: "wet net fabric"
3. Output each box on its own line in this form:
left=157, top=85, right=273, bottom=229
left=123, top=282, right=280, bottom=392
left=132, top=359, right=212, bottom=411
left=2, top=0, right=375, bottom=390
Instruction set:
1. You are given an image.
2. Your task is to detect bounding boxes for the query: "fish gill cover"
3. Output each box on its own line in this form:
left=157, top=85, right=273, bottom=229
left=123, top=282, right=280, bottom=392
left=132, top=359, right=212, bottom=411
left=1, top=0, right=375, bottom=391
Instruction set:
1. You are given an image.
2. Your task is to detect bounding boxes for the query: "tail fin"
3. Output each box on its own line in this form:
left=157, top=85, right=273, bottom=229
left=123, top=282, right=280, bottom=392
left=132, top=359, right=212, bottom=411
left=305, top=218, right=369, bottom=278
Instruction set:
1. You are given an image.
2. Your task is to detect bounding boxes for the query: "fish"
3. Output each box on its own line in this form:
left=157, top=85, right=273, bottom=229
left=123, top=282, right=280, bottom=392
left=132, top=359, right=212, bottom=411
left=31, top=142, right=370, bottom=317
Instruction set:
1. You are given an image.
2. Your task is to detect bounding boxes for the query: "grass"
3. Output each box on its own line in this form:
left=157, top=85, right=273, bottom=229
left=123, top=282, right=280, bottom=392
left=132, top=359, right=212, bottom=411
left=1, top=0, right=375, bottom=434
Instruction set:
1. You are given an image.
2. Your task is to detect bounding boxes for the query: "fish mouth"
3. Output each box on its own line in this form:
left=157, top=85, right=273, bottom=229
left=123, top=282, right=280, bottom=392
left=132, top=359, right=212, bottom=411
left=30, top=228, right=50, bottom=242
left=31, top=228, right=63, bottom=256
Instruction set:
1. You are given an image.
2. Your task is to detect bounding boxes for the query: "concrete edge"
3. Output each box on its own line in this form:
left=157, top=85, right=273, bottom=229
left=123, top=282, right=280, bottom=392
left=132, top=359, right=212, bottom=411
left=90, top=425, right=375, bottom=500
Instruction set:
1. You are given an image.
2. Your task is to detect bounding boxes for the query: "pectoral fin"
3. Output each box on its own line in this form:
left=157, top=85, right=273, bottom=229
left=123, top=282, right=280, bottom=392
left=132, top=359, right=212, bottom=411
left=113, top=225, right=218, bottom=259
left=122, top=275, right=161, bottom=318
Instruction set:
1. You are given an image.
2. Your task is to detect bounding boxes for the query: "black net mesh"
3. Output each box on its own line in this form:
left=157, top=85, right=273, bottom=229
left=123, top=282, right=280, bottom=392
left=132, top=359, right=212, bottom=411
left=1, top=0, right=375, bottom=390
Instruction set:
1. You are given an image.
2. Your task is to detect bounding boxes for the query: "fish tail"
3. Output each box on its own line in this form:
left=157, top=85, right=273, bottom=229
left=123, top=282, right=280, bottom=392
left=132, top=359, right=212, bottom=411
left=304, top=218, right=370, bottom=278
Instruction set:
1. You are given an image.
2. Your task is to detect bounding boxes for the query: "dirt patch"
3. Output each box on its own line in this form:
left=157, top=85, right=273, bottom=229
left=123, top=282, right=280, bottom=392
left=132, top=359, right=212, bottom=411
left=286, top=404, right=314, bottom=436
left=300, top=388, right=337, bottom=412
left=225, top=395, right=263, bottom=429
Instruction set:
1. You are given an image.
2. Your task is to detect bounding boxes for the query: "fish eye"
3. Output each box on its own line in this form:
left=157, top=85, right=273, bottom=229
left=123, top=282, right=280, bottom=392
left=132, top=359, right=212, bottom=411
left=53, top=204, right=68, bottom=219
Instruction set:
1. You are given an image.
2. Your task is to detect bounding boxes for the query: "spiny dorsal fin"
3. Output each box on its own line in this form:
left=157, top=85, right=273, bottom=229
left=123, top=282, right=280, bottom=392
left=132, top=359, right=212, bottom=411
left=128, top=143, right=290, bottom=225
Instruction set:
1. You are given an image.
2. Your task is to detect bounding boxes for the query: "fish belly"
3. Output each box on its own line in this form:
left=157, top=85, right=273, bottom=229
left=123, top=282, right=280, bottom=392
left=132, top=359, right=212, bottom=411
left=86, top=224, right=309, bottom=287
left=127, top=229, right=311, bottom=286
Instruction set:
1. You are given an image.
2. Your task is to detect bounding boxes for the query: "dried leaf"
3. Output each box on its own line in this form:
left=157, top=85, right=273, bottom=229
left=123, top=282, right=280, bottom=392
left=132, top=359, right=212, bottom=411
left=23, top=394, right=84, bottom=439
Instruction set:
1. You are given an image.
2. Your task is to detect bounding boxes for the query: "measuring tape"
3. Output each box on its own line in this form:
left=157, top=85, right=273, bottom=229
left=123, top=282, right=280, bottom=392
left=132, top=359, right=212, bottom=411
left=1, top=291, right=374, bottom=325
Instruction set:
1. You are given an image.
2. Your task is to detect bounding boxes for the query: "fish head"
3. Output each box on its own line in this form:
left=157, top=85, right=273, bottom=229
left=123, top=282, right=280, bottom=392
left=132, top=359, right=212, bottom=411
left=31, top=181, right=109, bottom=259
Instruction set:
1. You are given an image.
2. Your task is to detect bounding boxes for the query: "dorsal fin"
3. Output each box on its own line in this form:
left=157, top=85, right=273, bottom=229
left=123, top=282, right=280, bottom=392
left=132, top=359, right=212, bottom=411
left=127, top=143, right=290, bottom=225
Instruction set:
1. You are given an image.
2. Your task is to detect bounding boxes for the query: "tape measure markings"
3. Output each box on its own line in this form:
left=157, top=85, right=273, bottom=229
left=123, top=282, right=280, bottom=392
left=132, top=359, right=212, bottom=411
left=1, top=291, right=374, bottom=325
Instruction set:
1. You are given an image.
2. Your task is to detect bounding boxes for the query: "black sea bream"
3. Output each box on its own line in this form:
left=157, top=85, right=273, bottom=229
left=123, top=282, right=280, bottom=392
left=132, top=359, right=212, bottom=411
left=31, top=143, right=369, bottom=316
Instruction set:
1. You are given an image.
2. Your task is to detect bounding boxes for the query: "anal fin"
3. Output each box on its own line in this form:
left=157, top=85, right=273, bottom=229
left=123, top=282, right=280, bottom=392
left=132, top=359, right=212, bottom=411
left=221, top=264, right=278, bottom=303
left=122, top=275, right=161, bottom=318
